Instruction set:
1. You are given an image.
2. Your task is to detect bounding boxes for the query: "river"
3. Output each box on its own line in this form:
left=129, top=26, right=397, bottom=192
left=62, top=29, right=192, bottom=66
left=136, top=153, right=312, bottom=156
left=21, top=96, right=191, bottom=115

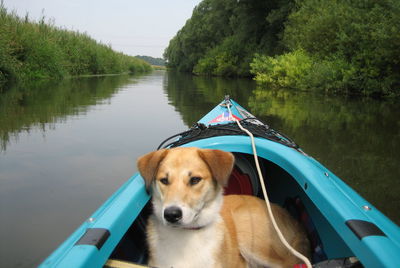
left=0, top=70, right=399, bottom=267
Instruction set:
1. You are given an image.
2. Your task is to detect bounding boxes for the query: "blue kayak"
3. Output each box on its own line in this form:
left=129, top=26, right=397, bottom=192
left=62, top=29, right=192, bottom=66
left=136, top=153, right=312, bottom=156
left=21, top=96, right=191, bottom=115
left=40, top=97, right=400, bottom=268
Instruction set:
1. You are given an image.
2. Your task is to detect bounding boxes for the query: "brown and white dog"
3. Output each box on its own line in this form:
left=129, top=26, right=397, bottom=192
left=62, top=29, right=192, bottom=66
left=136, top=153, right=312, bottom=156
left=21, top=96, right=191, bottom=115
left=137, top=147, right=310, bottom=268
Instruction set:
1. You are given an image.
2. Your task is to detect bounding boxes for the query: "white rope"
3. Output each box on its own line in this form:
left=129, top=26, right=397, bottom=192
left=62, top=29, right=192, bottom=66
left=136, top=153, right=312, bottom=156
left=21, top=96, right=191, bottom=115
left=226, top=103, right=312, bottom=268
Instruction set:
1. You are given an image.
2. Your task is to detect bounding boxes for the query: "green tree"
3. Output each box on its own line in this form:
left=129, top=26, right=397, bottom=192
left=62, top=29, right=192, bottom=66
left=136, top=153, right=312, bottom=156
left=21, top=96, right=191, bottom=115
left=164, top=0, right=294, bottom=76
left=281, top=0, right=400, bottom=96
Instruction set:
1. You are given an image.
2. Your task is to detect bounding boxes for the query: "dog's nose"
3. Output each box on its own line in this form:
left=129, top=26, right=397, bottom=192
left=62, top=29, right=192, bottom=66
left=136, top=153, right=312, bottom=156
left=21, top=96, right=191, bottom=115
left=164, top=206, right=182, bottom=223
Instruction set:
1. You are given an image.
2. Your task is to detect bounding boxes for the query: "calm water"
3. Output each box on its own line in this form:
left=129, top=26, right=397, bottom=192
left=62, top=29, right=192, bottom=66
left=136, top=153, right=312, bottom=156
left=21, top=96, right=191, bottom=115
left=0, top=71, right=399, bottom=267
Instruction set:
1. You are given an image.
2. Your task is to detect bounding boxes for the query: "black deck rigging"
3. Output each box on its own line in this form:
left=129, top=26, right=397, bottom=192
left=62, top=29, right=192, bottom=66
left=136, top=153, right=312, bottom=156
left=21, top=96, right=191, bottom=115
left=157, top=119, right=300, bottom=150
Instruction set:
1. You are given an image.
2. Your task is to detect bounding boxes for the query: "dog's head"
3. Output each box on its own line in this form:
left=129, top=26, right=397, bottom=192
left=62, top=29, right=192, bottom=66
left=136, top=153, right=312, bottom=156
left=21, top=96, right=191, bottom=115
left=137, top=147, right=234, bottom=229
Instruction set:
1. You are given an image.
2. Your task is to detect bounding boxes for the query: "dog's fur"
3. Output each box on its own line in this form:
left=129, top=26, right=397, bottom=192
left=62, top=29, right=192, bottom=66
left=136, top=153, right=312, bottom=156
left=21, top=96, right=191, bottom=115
left=137, top=147, right=310, bottom=268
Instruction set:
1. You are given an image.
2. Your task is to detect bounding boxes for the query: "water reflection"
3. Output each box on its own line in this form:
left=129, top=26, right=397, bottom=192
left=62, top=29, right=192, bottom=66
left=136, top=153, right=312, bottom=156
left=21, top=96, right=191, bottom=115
left=0, top=72, right=187, bottom=267
left=0, top=75, right=137, bottom=151
left=165, top=74, right=400, bottom=225
left=248, top=89, right=400, bottom=223
left=164, top=71, right=256, bottom=126
left=0, top=71, right=398, bottom=268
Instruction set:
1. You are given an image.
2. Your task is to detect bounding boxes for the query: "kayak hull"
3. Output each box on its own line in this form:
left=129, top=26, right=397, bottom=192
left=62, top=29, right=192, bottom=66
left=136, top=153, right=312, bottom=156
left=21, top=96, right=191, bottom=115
left=40, top=174, right=149, bottom=268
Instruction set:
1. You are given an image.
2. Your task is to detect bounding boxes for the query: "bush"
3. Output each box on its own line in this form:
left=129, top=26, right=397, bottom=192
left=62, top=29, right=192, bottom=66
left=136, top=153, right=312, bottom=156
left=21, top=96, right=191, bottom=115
left=250, top=50, right=361, bottom=94
left=250, top=50, right=312, bottom=89
left=193, top=36, right=250, bottom=77
left=193, top=56, right=217, bottom=76
left=303, top=57, right=357, bottom=94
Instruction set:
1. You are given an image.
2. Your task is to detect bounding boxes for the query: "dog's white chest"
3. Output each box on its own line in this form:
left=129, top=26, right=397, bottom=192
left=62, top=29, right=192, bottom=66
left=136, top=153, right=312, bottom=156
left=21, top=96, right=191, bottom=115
left=149, top=220, right=223, bottom=268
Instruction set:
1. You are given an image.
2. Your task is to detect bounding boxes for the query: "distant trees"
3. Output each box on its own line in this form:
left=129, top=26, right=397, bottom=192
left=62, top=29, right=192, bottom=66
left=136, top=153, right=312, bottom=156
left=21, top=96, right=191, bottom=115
left=164, top=0, right=400, bottom=97
left=135, top=55, right=165, bottom=66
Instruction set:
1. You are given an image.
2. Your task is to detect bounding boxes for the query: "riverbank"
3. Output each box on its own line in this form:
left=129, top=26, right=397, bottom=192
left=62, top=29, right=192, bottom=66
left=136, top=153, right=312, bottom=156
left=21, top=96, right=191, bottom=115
left=164, top=0, right=400, bottom=98
left=0, top=4, right=152, bottom=88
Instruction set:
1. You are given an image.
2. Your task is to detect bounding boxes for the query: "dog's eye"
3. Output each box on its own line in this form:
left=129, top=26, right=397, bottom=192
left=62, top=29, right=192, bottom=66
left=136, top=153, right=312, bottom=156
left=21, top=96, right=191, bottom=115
left=189, top=177, right=202, bottom=186
left=159, top=178, right=169, bottom=185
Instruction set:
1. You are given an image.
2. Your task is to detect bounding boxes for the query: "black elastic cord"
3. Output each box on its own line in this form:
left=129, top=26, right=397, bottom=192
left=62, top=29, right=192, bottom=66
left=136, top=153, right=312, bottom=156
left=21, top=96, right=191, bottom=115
left=156, top=119, right=299, bottom=150
left=157, top=130, right=191, bottom=150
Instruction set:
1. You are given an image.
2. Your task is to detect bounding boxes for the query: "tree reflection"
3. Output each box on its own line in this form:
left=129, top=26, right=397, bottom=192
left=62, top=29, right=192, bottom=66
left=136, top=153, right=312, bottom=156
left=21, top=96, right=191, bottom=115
left=0, top=75, right=141, bottom=151
left=248, top=88, right=400, bottom=224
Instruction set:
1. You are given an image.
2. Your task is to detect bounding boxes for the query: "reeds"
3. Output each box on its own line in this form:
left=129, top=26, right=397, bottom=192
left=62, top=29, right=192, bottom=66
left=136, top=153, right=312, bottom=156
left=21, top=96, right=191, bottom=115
left=0, top=3, right=151, bottom=86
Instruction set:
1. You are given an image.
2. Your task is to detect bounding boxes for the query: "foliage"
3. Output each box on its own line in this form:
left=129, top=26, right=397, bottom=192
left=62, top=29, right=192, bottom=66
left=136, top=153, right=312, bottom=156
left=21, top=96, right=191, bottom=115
left=193, top=37, right=243, bottom=76
left=164, top=0, right=293, bottom=76
left=255, top=0, right=400, bottom=97
left=0, top=4, right=151, bottom=86
left=250, top=50, right=312, bottom=89
left=166, top=0, right=400, bottom=97
left=251, top=50, right=358, bottom=93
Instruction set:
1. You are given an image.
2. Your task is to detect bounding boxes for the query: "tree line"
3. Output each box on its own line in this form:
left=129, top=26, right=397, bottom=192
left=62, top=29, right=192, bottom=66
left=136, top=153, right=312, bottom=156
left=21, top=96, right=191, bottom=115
left=164, top=0, right=400, bottom=97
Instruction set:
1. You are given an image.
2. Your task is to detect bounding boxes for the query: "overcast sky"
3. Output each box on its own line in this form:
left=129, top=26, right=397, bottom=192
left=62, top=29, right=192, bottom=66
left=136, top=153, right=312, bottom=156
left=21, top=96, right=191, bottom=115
left=3, top=0, right=202, bottom=58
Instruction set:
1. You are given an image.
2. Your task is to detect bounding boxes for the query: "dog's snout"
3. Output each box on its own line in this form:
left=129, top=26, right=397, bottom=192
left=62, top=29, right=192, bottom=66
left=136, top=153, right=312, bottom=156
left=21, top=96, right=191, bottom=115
left=164, top=206, right=182, bottom=223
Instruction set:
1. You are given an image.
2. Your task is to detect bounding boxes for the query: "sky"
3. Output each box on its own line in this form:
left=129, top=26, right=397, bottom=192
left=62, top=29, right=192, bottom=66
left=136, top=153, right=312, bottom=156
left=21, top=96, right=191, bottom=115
left=3, top=0, right=202, bottom=58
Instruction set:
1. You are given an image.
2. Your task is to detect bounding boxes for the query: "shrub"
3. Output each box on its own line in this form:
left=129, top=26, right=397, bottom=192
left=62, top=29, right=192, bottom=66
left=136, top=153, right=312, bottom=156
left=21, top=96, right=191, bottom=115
left=250, top=50, right=313, bottom=89
left=250, top=51, right=360, bottom=94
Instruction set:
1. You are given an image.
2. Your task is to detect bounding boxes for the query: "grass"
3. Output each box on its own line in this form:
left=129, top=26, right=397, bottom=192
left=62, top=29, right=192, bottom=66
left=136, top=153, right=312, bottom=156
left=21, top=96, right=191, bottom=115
left=0, top=2, right=152, bottom=87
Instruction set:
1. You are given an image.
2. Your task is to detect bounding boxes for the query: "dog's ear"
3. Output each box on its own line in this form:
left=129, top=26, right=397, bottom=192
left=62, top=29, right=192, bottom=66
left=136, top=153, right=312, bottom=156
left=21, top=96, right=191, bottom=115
left=198, top=149, right=234, bottom=186
left=137, top=149, right=169, bottom=190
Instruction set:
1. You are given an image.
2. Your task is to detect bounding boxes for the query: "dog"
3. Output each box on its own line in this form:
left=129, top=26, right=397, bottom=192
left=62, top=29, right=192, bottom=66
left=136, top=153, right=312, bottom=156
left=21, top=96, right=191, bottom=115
left=137, top=147, right=310, bottom=268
